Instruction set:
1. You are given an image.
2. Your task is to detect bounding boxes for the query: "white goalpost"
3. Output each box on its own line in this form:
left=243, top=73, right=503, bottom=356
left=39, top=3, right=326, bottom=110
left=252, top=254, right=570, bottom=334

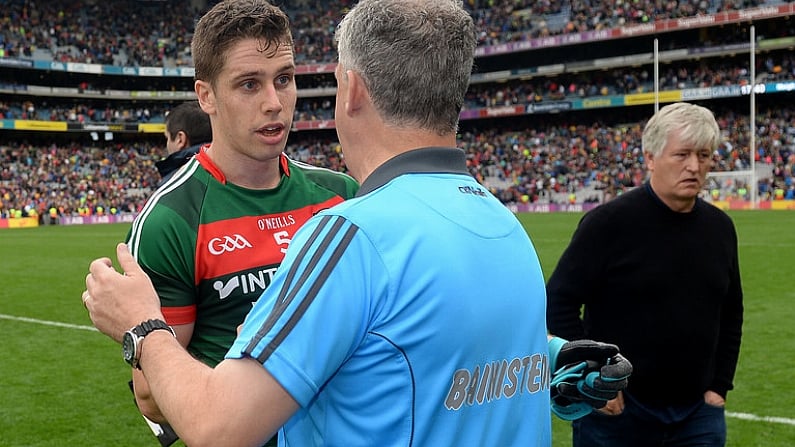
left=704, top=170, right=755, bottom=203
left=653, top=26, right=759, bottom=208
left=749, top=25, right=758, bottom=209
left=704, top=26, right=758, bottom=207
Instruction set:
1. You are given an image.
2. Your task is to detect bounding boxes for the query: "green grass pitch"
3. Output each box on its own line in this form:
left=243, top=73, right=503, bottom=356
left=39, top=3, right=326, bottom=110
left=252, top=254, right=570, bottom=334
left=0, top=211, right=793, bottom=446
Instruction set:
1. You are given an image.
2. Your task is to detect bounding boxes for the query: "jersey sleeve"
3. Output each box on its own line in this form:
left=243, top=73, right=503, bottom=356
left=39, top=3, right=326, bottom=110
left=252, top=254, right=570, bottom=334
left=127, top=204, right=198, bottom=321
left=340, top=174, right=360, bottom=199
left=297, top=161, right=360, bottom=200
left=226, top=213, right=385, bottom=407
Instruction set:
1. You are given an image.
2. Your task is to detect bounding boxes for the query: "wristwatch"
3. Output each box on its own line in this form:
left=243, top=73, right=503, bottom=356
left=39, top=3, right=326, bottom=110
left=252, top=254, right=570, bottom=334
left=122, top=319, right=176, bottom=370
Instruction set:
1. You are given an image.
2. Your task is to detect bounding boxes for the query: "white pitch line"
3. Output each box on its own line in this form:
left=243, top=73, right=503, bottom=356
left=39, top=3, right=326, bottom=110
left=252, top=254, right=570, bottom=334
left=0, top=313, right=98, bottom=332
left=2, top=313, right=795, bottom=427
left=727, top=412, right=795, bottom=426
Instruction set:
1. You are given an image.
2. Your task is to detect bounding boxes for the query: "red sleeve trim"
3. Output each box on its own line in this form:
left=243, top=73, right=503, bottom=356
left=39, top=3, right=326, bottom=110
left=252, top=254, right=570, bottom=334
left=162, top=305, right=197, bottom=325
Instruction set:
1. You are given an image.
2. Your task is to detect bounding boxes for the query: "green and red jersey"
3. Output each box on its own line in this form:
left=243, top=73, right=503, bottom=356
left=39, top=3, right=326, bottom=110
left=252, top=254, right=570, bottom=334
left=127, top=149, right=358, bottom=366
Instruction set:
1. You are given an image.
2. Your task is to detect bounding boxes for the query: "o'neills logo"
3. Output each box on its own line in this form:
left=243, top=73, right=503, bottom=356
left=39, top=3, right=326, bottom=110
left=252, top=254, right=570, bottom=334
left=208, top=234, right=253, bottom=255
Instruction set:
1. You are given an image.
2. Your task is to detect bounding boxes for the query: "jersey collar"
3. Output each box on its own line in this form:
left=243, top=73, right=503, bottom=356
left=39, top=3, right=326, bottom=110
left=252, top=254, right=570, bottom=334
left=196, top=147, right=291, bottom=185
left=356, top=147, right=469, bottom=197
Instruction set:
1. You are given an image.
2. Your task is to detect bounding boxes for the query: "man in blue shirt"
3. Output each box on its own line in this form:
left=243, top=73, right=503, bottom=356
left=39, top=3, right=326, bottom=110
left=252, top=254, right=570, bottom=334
left=83, top=1, right=627, bottom=445
left=225, top=140, right=552, bottom=445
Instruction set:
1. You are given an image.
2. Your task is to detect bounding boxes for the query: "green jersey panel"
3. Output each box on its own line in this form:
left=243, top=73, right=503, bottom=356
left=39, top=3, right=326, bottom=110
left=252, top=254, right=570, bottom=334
left=128, top=152, right=358, bottom=365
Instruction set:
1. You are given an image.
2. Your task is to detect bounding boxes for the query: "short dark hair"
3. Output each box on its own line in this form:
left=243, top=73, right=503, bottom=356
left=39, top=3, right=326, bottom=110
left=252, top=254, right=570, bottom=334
left=165, top=101, right=212, bottom=146
left=191, top=0, right=293, bottom=86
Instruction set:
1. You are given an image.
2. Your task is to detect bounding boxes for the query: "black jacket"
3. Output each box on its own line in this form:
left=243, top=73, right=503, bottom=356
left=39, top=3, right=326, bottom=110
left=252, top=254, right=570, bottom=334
left=546, top=184, right=743, bottom=406
left=155, top=145, right=202, bottom=186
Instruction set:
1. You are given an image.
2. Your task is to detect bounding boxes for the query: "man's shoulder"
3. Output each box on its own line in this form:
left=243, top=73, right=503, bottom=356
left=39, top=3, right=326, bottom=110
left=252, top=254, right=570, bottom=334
left=286, top=157, right=359, bottom=198
left=696, top=198, right=736, bottom=227
left=287, top=157, right=354, bottom=179
left=135, top=165, right=211, bottom=230
left=587, top=187, right=645, bottom=216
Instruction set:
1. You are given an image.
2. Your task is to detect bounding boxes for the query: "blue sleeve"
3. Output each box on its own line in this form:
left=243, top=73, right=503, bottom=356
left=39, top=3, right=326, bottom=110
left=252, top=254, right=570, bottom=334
left=225, top=213, right=386, bottom=407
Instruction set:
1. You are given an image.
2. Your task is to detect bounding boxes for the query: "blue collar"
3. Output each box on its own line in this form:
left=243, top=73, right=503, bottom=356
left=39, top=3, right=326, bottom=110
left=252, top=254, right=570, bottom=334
left=356, top=147, right=469, bottom=197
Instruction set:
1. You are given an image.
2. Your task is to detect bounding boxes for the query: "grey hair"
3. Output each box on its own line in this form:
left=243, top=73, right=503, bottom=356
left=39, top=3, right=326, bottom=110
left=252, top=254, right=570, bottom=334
left=642, top=102, right=720, bottom=157
left=334, top=0, right=476, bottom=135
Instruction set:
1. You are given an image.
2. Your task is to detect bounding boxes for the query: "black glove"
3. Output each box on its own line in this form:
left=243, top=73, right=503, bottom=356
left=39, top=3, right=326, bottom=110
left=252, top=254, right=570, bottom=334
left=548, top=338, right=632, bottom=420
left=552, top=338, right=619, bottom=370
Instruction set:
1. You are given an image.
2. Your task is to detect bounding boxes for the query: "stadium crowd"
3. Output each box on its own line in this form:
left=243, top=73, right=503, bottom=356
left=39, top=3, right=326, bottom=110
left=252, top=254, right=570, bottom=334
left=1, top=0, right=794, bottom=222
left=0, top=0, right=783, bottom=67
left=2, top=105, right=794, bottom=221
left=3, top=4, right=794, bottom=125
left=2, top=49, right=794, bottom=125
left=465, top=55, right=770, bottom=108
left=0, top=99, right=161, bottom=124
left=460, top=105, right=795, bottom=204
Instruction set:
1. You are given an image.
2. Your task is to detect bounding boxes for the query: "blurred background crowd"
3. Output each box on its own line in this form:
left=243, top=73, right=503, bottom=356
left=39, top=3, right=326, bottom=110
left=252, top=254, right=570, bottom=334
left=0, top=0, right=778, bottom=67
left=1, top=0, right=793, bottom=220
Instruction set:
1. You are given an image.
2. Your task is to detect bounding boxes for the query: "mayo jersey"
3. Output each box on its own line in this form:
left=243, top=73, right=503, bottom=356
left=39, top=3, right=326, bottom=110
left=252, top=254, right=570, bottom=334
left=128, top=150, right=358, bottom=366
left=228, top=148, right=551, bottom=446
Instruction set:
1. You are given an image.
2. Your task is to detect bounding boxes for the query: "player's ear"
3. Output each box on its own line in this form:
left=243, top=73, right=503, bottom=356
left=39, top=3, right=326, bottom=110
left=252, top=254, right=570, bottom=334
left=195, top=80, right=215, bottom=115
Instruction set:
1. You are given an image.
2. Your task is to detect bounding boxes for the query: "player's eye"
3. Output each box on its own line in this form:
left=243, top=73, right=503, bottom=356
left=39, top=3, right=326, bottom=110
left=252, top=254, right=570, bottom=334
left=276, top=74, right=293, bottom=87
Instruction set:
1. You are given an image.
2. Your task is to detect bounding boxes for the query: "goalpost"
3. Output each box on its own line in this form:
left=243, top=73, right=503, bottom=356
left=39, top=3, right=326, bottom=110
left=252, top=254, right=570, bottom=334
left=704, top=170, right=755, bottom=203
left=654, top=26, right=759, bottom=208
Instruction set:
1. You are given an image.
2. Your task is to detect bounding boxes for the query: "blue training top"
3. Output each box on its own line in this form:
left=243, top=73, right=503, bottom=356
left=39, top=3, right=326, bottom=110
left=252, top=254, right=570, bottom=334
left=227, top=147, right=552, bottom=446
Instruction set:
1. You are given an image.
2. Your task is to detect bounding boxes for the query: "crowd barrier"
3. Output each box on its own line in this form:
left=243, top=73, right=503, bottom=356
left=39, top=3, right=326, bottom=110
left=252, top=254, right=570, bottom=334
left=0, top=213, right=137, bottom=229
left=711, top=200, right=795, bottom=211
left=0, top=217, right=39, bottom=229
left=57, top=214, right=137, bottom=225
left=2, top=202, right=793, bottom=230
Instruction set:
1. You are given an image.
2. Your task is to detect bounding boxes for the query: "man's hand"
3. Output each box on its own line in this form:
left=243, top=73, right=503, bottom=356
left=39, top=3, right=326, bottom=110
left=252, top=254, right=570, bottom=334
left=704, top=390, right=725, bottom=407
left=548, top=337, right=632, bottom=420
left=83, top=243, right=164, bottom=342
left=596, top=390, right=624, bottom=415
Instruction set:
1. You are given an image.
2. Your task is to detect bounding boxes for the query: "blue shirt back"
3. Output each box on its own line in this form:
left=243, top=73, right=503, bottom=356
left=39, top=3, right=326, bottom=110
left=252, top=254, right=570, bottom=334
left=228, top=148, right=551, bottom=446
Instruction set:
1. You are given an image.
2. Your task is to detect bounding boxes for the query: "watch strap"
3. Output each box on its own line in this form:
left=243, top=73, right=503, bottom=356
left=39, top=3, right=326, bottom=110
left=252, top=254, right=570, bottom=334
left=133, top=319, right=176, bottom=338
left=128, top=319, right=176, bottom=370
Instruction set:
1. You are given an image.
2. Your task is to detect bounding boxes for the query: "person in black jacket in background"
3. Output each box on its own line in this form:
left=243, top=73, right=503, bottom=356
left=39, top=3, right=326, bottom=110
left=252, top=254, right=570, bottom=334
left=156, top=100, right=212, bottom=186
left=546, top=102, right=744, bottom=447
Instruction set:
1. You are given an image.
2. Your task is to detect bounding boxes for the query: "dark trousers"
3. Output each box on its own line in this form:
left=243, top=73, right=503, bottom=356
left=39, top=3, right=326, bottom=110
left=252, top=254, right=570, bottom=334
left=572, top=395, right=727, bottom=447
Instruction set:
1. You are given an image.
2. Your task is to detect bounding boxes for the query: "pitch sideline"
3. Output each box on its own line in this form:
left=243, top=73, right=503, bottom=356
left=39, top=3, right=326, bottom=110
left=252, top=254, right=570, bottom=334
left=2, top=313, right=794, bottom=427
left=0, top=313, right=98, bottom=331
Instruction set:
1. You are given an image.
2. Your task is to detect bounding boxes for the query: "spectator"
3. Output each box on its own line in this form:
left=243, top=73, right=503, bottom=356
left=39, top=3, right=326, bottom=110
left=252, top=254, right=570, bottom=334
left=156, top=101, right=211, bottom=185
left=546, top=102, right=744, bottom=446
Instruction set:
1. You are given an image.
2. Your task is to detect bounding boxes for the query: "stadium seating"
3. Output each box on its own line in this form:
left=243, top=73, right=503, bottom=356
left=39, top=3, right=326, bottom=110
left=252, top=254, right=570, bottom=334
left=1, top=0, right=794, bottom=220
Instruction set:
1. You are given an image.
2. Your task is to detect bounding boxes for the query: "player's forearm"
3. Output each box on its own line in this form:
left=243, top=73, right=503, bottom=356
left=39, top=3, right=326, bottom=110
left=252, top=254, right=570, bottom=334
left=133, top=373, right=167, bottom=423
left=136, top=330, right=217, bottom=443
left=133, top=321, right=194, bottom=423
left=138, top=331, right=280, bottom=447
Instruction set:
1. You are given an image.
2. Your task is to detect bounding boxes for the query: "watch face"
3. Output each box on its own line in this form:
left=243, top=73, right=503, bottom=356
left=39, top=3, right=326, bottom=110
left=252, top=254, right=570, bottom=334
left=122, top=331, right=136, bottom=365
